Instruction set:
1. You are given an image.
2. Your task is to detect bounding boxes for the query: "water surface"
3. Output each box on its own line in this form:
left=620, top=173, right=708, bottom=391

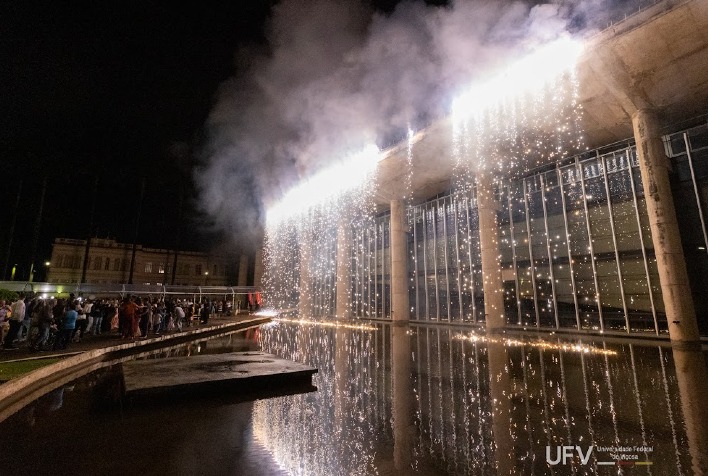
left=1, top=322, right=706, bottom=475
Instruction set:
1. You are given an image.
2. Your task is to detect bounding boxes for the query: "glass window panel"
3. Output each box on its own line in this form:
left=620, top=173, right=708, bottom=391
left=688, top=126, right=708, bottom=151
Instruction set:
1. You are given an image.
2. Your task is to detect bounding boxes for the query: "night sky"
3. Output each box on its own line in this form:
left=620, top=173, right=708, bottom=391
left=1, top=1, right=278, bottom=280
left=1, top=0, right=636, bottom=281
left=1, top=0, right=452, bottom=281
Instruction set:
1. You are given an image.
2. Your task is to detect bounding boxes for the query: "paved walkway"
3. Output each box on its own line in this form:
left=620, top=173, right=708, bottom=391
left=0, top=314, right=258, bottom=363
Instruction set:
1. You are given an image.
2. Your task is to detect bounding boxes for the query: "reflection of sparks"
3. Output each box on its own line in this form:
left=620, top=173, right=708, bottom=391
left=254, top=309, right=280, bottom=317
left=252, top=426, right=292, bottom=476
left=275, top=317, right=377, bottom=331
left=453, top=332, right=618, bottom=356
left=254, top=319, right=379, bottom=475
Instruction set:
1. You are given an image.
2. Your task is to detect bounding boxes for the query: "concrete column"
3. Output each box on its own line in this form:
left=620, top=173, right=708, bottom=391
left=672, top=347, right=708, bottom=475
left=487, top=342, right=515, bottom=475
left=237, top=254, right=249, bottom=287
left=254, top=247, right=264, bottom=290
left=336, top=222, right=351, bottom=319
left=476, top=172, right=506, bottom=331
left=298, top=227, right=313, bottom=318
left=632, top=109, right=700, bottom=343
left=390, top=200, right=410, bottom=321
left=334, top=327, right=348, bottom=423
left=392, top=323, right=415, bottom=471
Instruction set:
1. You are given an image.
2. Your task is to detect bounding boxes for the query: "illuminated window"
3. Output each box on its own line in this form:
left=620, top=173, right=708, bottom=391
left=144, top=262, right=153, bottom=273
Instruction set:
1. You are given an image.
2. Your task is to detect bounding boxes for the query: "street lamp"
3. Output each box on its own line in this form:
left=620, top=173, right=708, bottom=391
left=44, top=261, right=51, bottom=282
left=204, top=271, right=209, bottom=285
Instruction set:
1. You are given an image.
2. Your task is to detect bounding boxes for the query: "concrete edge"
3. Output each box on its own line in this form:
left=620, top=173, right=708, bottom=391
left=0, top=317, right=270, bottom=424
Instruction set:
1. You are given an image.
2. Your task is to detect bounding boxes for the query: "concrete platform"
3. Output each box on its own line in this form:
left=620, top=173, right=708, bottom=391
left=123, top=351, right=317, bottom=399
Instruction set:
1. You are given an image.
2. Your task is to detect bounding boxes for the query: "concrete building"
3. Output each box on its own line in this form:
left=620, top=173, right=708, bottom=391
left=267, top=0, right=708, bottom=342
left=47, top=237, right=235, bottom=286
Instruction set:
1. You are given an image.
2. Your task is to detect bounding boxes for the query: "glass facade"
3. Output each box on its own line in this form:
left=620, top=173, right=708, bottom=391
left=391, top=145, right=665, bottom=334
left=273, top=123, right=708, bottom=337
left=351, top=214, right=391, bottom=319
left=665, top=122, right=708, bottom=335
left=409, top=195, right=482, bottom=323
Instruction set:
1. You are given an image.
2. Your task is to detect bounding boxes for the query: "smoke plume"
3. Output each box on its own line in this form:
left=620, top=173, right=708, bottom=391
left=196, top=0, right=635, bottom=247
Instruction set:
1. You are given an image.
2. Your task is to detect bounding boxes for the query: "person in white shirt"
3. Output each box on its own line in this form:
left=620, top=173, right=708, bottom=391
left=174, top=304, right=186, bottom=332
left=3, top=295, right=26, bottom=349
left=83, top=300, right=94, bottom=334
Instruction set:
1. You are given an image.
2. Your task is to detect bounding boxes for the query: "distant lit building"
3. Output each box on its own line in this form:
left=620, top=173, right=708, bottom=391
left=47, top=237, right=233, bottom=286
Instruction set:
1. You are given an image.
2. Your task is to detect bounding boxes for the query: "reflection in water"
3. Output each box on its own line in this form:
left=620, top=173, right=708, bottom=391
left=255, top=322, right=707, bottom=475
left=274, top=317, right=378, bottom=331
left=673, top=348, right=708, bottom=475
left=0, top=324, right=705, bottom=475
left=254, top=321, right=380, bottom=475
left=455, top=332, right=618, bottom=355
left=392, top=324, right=415, bottom=472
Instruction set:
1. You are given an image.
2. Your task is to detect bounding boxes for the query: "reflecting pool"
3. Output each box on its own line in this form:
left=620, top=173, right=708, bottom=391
left=1, top=323, right=706, bottom=475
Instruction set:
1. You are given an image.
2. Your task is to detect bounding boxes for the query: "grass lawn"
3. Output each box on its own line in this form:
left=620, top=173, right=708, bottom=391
left=0, top=358, right=60, bottom=381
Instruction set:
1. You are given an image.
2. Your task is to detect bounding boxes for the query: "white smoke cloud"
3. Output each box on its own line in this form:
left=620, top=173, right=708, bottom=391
left=196, top=0, right=632, bottom=246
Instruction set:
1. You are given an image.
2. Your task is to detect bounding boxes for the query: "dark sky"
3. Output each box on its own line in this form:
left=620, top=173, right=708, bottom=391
left=1, top=0, right=450, bottom=281
left=1, top=1, right=278, bottom=280
left=0, top=0, right=636, bottom=281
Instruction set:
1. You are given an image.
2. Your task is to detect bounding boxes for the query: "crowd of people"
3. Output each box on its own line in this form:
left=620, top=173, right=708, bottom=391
left=0, top=293, right=236, bottom=352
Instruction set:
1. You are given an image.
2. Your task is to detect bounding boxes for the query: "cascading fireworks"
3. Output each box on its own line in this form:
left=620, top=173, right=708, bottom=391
left=263, top=146, right=380, bottom=318
left=263, top=36, right=585, bottom=322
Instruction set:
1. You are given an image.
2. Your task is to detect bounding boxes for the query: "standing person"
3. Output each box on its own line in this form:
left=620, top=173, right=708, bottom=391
left=119, top=297, right=139, bottom=339
left=174, top=303, right=185, bottom=332
left=200, top=301, right=210, bottom=325
left=185, top=303, right=193, bottom=327
left=139, top=299, right=151, bottom=338
left=20, top=297, right=35, bottom=342
left=3, top=294, right=26, bottom=350
left=73, top=300, right=87, bottom=342
left=151, top=303, right=163, bottom=334
left=106, top=300, right=118, bottom=333
left=83, top=300, right=94, bottom=335
left=53, top=299, right=65, bottom=323
left=0, top=300, right=10, bottom=346
left=32, top=300, right=54, bottom=351
left=91, top=301, right=104, bottom=336
left=134, top=297, right=145, bottom=337
left=56, top=303, right=78, bottom=350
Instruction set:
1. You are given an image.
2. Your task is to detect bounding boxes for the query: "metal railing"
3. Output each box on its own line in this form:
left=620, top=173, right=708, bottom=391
left=0, top=281, right=260, bottom=300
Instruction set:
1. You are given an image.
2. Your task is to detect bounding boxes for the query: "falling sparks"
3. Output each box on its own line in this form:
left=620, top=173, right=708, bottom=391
left=451, top=36, right=584, bottom=125
left=266, top=144, right=381, bottom=226
left=260, top=35, right=661, bottom=335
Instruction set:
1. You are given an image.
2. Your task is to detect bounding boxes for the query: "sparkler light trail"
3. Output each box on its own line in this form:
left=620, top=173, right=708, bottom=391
left=451, top=36, right=584, bottom=125
left=266, top=144, right=381, bottom=225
